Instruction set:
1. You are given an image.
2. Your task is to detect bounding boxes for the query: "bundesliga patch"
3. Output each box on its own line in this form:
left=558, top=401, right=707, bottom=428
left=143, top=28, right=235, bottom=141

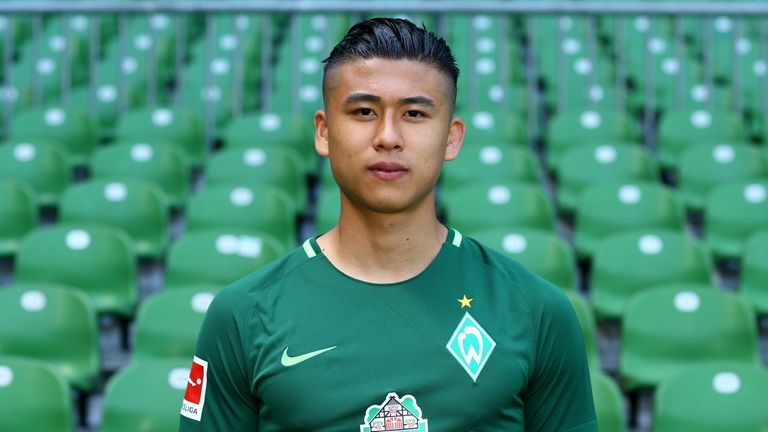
left=360, top=392, right=428, bottom=431
left=180, top=356, right=208, bottom=421
left=446, top=312, right=496, bottom=382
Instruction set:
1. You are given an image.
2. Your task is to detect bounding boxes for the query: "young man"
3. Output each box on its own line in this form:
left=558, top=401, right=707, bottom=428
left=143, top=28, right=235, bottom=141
left=180, top=17, right=596, bottom=431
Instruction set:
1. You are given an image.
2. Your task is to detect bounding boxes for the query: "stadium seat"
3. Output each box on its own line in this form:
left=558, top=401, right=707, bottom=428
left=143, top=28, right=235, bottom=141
left=620, top=284, right=760, bottom=390
left=315, top=185, right=340, bottom=235
left=15, top=224, right=138, bottom=317
left=704, top=180, right=768, bottom=260
left=591, top=370, right=626, bottom=432
left=0, top=179, right=38, bottom=256
left=565, top=292, right=601, bottom=369
left=0, top=355, right=75, bottom=432
left=186, top=183, right=298, bottom=249
left=739, top=229, right=768, bottom=315
left=164, top=228, right=288, bottom=288
left=132, top=287, right=217, bottom=363
left=458, top=109, right=527, bottom=146
left=657, top=108, right=744, bottom=169
left=90, top=140, right=191, bottom=209
left=467, top=227, right=578, bottom=292
left=441, top=145, right=541, bottom=191
left=653, top=364, right=768, bottom=432
left=58, top=178, right=170, bottom=259
left=0, top=140, right=71, bottom=207
left=100, top=360, right=190, bottom=432
left=441, top=181, right=556, bottom=233
left=555, top=143, right=658, bottom=214
left=573, top=182, right=685, bottom=260
left=0, top=283, right=100, bottom=391
left=8, top=106, right=96, bottom=167
left=677, top=143, right=768, bottom=212
left=590, top=229, right=713, bottom=319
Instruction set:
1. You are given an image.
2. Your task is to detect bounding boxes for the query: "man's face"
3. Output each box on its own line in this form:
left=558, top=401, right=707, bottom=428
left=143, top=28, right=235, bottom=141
left=315, top=58, right=465, bottom=215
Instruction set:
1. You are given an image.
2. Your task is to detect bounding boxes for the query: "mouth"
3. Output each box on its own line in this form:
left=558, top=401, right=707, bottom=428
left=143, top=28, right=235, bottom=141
left=368, top=161, right=408, bottom=180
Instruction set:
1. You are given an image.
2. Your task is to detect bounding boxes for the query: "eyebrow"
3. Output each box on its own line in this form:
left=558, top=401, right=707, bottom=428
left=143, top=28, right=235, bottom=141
left=343, top=92, right=436, bottom=108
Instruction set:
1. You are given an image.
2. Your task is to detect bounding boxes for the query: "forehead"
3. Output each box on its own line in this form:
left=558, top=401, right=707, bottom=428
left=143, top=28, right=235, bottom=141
left=324, top=58, right=452, bottom=104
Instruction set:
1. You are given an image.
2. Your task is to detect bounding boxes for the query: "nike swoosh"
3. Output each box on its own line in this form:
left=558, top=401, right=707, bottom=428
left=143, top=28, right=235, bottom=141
left=281, top=345, right=337, bottom=367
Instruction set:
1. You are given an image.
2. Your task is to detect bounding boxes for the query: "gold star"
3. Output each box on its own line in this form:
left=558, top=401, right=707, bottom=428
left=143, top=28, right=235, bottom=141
left=458, top=295, right=473, bottom=309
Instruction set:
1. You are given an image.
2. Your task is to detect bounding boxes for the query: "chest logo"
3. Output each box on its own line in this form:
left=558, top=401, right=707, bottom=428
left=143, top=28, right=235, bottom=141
left=446, top=312, right=496, bottom=382
left=360, top=392, right=428, bottom=431
left=281, top=345, right=337, bottom=367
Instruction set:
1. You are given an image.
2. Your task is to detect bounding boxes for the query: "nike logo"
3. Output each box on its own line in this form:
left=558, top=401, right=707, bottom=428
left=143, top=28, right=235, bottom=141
left=281, top=345, right=337, bottom=367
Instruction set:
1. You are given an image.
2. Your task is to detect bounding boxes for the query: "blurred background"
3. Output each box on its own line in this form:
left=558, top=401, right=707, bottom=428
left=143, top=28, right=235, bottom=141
left=0, top=1, right=767, bottom=431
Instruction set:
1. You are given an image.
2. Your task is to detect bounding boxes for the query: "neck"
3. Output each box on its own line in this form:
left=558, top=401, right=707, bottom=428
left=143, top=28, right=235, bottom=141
left=316, top=193, right=448, bottom=284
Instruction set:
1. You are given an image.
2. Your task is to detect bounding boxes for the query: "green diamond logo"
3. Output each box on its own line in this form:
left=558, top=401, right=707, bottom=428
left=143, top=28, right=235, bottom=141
left=446, top=312, right=496, bottom=382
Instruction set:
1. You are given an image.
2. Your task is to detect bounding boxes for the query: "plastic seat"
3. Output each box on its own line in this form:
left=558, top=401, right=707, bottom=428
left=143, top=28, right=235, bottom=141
left=591, top=370, right=626, bottom=432
left=704, top=181, right=768, bottom=260
left=0, top=140, right=70, bottom=206
left=187, top=183, right=298, bottom=249
left=0, top=179, right=38, bottom=256
left=547, top=110, right=637, bottom=170
left=101, top=360, right=191, bottom=432
left=0, top=283, right=100, bottom=391
left=8, top=106, right=96, bottom=167
left=132, top=287, right=217, bottom=363
left=573, top=182, right=685, bottom=260
left=441, top=181, right=556, bottom=233
left=315, top=185, right=340, bottom=235
left=457, top=109, right=527, bottom=147
left=565, top=292, right=600, bottom=370
left=740, top=229, right=768, bottom=315
left=653, top=364, right=768, bottom=432
left=15, top=224, right=138, bottom=317
left=90, top=140, right=191, bottom=209
left=678, top=143, right=768, bottom=212
left=0, top=355, right=75, bottom=432
left=591, top=229, right=713, bottom=319
left=467, top=227, right=577, bottom=292
left=58, top=179, right=170, bottom=259
left=441, top=145, right=541, bottom=191
left=620, top=284, right=760, bottom=390
left=657, top=108, right=744, bottom=169
left=165, top=228, right=288, bottom=289
left=555, top=143, right=658, bottom=214
left=115, top=107, right=205, bottom=168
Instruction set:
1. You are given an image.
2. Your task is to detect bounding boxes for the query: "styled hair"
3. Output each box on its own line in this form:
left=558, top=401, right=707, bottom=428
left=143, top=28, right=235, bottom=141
left=322, top=17, right=460, bottom=107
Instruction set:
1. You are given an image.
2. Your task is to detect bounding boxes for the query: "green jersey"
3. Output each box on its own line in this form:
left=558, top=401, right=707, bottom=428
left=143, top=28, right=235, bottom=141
left=179, top=229, right=596, bottom=431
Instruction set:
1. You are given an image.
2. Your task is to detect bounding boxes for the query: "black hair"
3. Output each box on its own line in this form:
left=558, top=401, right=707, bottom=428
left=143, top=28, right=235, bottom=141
left=322, top=17, right=460, bottom=107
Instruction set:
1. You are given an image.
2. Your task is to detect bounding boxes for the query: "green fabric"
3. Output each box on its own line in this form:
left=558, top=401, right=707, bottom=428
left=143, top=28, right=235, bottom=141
left=179, top=229, right=596, bottom=431
left=0, top=140, right=71, bottom=206
left=0, top=355, right=75, bottom=432
left=704, top=180, right=768, bottom=260
left=0, top=284, right=100, bottom=392
left=740, top=229, right=768, bottom=315
left=0, top=179, right=38, bottom=256
left=620, top=285, right=760, bottom=390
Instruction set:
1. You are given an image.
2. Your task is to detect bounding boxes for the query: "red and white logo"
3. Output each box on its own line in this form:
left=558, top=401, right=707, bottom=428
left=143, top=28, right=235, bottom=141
left=180, top=356, right=208, bottom=421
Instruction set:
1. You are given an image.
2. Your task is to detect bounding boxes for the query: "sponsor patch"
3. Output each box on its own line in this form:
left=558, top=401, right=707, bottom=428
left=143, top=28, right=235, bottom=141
left=360, top=392, right=428, bottom=431
left=180, top=356, right=208, bottom=421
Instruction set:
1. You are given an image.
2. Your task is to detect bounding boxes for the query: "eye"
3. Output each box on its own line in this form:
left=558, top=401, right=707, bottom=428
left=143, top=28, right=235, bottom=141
left=356, top=108, right=375, bottom=117
left=404, top=110, right=424, bottom=118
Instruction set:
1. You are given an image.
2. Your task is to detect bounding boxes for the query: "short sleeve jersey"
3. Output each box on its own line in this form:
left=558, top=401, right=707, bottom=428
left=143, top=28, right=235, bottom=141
left=179, top=229, right=596, bottom=431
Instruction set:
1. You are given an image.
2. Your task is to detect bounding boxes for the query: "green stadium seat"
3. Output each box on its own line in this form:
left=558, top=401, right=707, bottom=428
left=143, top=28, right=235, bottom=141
left=0, top=140, right=71, bottom=206
left=164, top=228, right=288, bottom=289
left=186, top=183, right=298, bottom=249
left=100, top=360, right=190, bottom=432
left=458, top=109, right=527, bottom=147
left=704, top=181, right=768, bottom=260
left=132, top=287, right=217, bottom=363
left=58, top=179, right=170, bottom=259
left=0, top=179, right=38, bottom=256
left=555, top=143, right=658, bottom=214
left=90, top=140, right=191, bottom=209
left=565, top=292, right=601, bottom=370
left=653, top=364, right=768, bottom=432
left=591, top=229, right=713, bottom=319
left=115, top=107, right=205, bottom=168
left=591, top=370, right=626, bottom=432
left=573, top=182, right=685, bottom=260
left=441, top=145, right=541, bottom=191
left=620, top=284, right=760, bottom=390
left=0, top=355, right=75, bottom=432
left=102, top=16, right=177, bottom=88
left=9, top=106, right=96, bottom=167
left=0, top=283, right=100, bottom=391
left=657, top=108, right=745, bottom=169
left=467, top=227, right=577, bottom=292
left=441, top=181, right=556, bottom=233
left=15, top=224, right=138, bottom=317
left=678, top=143, right=767, bottom=212
left=740, top=229, right=768, bottom=315
left=315, top=185, right=340, bottom=235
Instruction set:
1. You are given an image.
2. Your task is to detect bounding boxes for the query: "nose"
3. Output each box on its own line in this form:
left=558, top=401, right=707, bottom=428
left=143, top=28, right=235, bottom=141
left=372, top=111, right=403, bottom=151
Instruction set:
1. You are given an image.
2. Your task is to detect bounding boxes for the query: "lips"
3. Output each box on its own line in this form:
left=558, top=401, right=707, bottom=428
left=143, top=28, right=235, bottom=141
left=368, top=161, right=408, bottom=180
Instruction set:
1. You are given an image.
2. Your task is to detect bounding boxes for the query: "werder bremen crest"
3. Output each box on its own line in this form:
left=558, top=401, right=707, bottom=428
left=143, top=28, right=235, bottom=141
left=360, top=392, right=428, bottom=431
left=446, top=312, right=496, bottom=382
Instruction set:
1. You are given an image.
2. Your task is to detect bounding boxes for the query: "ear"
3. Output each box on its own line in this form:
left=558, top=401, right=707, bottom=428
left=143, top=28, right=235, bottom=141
left=314, top=109, right=330, bottom=157
left=444, top=116, right=465, bottom=161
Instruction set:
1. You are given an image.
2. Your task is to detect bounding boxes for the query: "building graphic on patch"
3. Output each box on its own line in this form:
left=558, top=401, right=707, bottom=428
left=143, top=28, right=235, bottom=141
left=360, top=392, right=428, bottom=432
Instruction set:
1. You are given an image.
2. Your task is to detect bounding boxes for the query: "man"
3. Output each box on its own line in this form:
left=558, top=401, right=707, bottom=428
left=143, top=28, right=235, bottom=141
left=180, top=17, right=596, bottom=431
